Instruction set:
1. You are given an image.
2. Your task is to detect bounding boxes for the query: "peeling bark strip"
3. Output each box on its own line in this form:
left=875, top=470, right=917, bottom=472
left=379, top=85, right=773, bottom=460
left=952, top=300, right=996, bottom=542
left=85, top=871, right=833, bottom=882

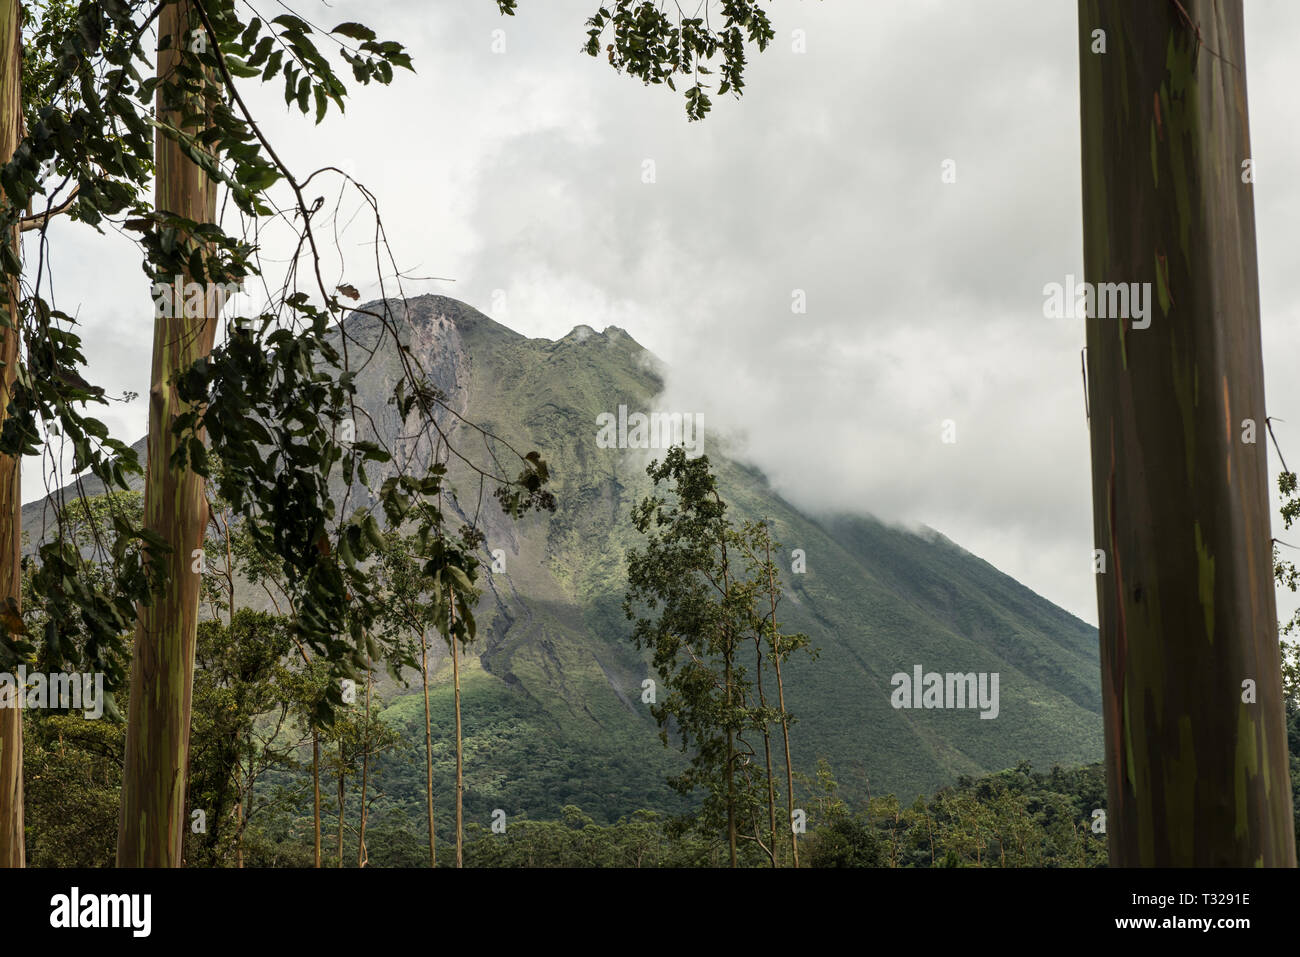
left=0, top=0, right=22, bottom=869
left=1079, top=0, right=1296, bottom=865
left=117, top=0, right=219, bottom=867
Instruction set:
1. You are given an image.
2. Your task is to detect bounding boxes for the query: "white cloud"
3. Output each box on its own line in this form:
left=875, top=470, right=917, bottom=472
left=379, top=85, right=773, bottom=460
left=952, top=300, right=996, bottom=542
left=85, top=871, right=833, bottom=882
left=27, top=0, right=1300, bottom=630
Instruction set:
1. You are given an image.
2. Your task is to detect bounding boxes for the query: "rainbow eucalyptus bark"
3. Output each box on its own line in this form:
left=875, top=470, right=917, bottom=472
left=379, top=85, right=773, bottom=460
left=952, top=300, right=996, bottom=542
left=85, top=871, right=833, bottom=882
left=0, top=0, right=22, bottom=869
left=1078, top=0, right=1296, bottom=865
left=117, top=0, right=219, bottom=866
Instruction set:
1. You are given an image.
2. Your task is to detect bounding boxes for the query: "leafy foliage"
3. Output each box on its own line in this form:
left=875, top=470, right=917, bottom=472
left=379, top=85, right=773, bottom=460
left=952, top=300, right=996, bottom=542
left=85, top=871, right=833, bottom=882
left=581, top=1, right=777, bottom=120
left=185, top=609, right=300, bottom=866
left=2, top=2, right=553, bottom=728
left=625, top=446, right=812, bottom=861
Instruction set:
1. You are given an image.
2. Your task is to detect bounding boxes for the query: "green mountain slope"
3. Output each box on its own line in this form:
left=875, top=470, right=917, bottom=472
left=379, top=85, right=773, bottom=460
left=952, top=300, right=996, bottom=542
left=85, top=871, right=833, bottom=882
left=24, top=294, right=1103, bottom=825
left=345, top=295, right=1103, bottom=820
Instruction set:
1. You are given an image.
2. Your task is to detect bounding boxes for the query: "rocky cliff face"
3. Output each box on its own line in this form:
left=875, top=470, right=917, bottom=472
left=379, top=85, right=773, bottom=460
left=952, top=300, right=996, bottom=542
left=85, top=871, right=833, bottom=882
left=337, top=296, right=473, bottom=476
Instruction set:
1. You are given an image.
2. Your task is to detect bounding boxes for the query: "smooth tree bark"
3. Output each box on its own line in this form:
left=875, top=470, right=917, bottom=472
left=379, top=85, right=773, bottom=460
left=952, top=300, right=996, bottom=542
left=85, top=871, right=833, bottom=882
left=1078, top=0, right=1296, bottom=865
left=752, top=628, right=778, bottom=866
left=450, top=587, right=463, bottom=868
left=336, top=762, right=345, bottom=867
left=765, top=531, right=799, bottom=868
left=312, top=732, right=321, bottom=867
left=719, top=543, right=738, bottom=868
left=724, top=662, right=738, bottom=868
left=118, top=0, right=219, bottom=866
left=357, top=661, right=370, bottom=868
left=0, top=0, right=22, bottom=870
left=421, top=628, right=436, bottom=867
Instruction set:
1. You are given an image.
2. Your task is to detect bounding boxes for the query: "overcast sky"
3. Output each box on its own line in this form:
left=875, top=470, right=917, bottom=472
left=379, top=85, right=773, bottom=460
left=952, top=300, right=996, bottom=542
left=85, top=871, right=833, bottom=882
left=29, top=0, right=1300, bottom=629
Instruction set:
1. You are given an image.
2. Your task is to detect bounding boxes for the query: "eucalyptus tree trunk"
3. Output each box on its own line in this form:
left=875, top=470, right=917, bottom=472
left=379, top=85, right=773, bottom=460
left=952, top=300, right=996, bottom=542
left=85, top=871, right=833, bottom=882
left=753, top=635, right=778, bottom=866
left=718, top=515, right=738, bottom=868
left=765, top=532, right=799, bottom=868
left=0, top=0, right=23, bottom=870
left=357, top=659, right=371, bottom=868
left=118, top=0, right=219, bottom=866
left=1078, top=0, right=1296, bottom=866
left=421, top=631, right=436, bottom=867
left=313, top=733, right=322, bottom=868
left=336, top=770, right=344, bottom=868
left=450, top=587, right=463, bottom=868
left=724, top=651, right=737, bottom=868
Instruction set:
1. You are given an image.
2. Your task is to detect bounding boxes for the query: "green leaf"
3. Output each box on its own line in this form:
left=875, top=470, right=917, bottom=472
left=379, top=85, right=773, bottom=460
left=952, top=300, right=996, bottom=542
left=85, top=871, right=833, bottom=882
left=330, top=21, right=377, bottom=42
left=445, top=564, right=474, bottom=595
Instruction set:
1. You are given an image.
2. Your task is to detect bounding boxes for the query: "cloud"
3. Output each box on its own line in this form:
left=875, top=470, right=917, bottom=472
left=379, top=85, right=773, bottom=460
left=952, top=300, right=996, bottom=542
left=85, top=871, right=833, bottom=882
left=31, top=0, right=1300, bottom=629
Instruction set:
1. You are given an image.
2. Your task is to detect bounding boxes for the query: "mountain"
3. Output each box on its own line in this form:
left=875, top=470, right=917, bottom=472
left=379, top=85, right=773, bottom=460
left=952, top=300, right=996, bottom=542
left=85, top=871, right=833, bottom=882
left=24, top=294, right=1104, bottom=822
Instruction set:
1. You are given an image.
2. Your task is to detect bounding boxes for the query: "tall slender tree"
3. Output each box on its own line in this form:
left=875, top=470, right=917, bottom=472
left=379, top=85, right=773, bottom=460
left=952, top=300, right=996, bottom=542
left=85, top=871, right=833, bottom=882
left=0, top=0, right=22, bottom=869
left=226, top=504, right=332, bottom=867
left=735, top=520, right=811, bottom=867
left=114, top=0, right=428, bottom=865
left=448, top=585, right=464, bottom=868
left=429, top=543, right=481, bottom=868
left=1078, top=0, right=1296, bottom=865
left=117, top=0, right=219, bottom=866
left=763, top=527, right=802, bottom=867
left=374, top=529, right=439, bottom=867
left=357, top=656, right=370, bottom=868
left=421, top=631, right=435, bottom=867
left=626, top=448, right=759, bottom=867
